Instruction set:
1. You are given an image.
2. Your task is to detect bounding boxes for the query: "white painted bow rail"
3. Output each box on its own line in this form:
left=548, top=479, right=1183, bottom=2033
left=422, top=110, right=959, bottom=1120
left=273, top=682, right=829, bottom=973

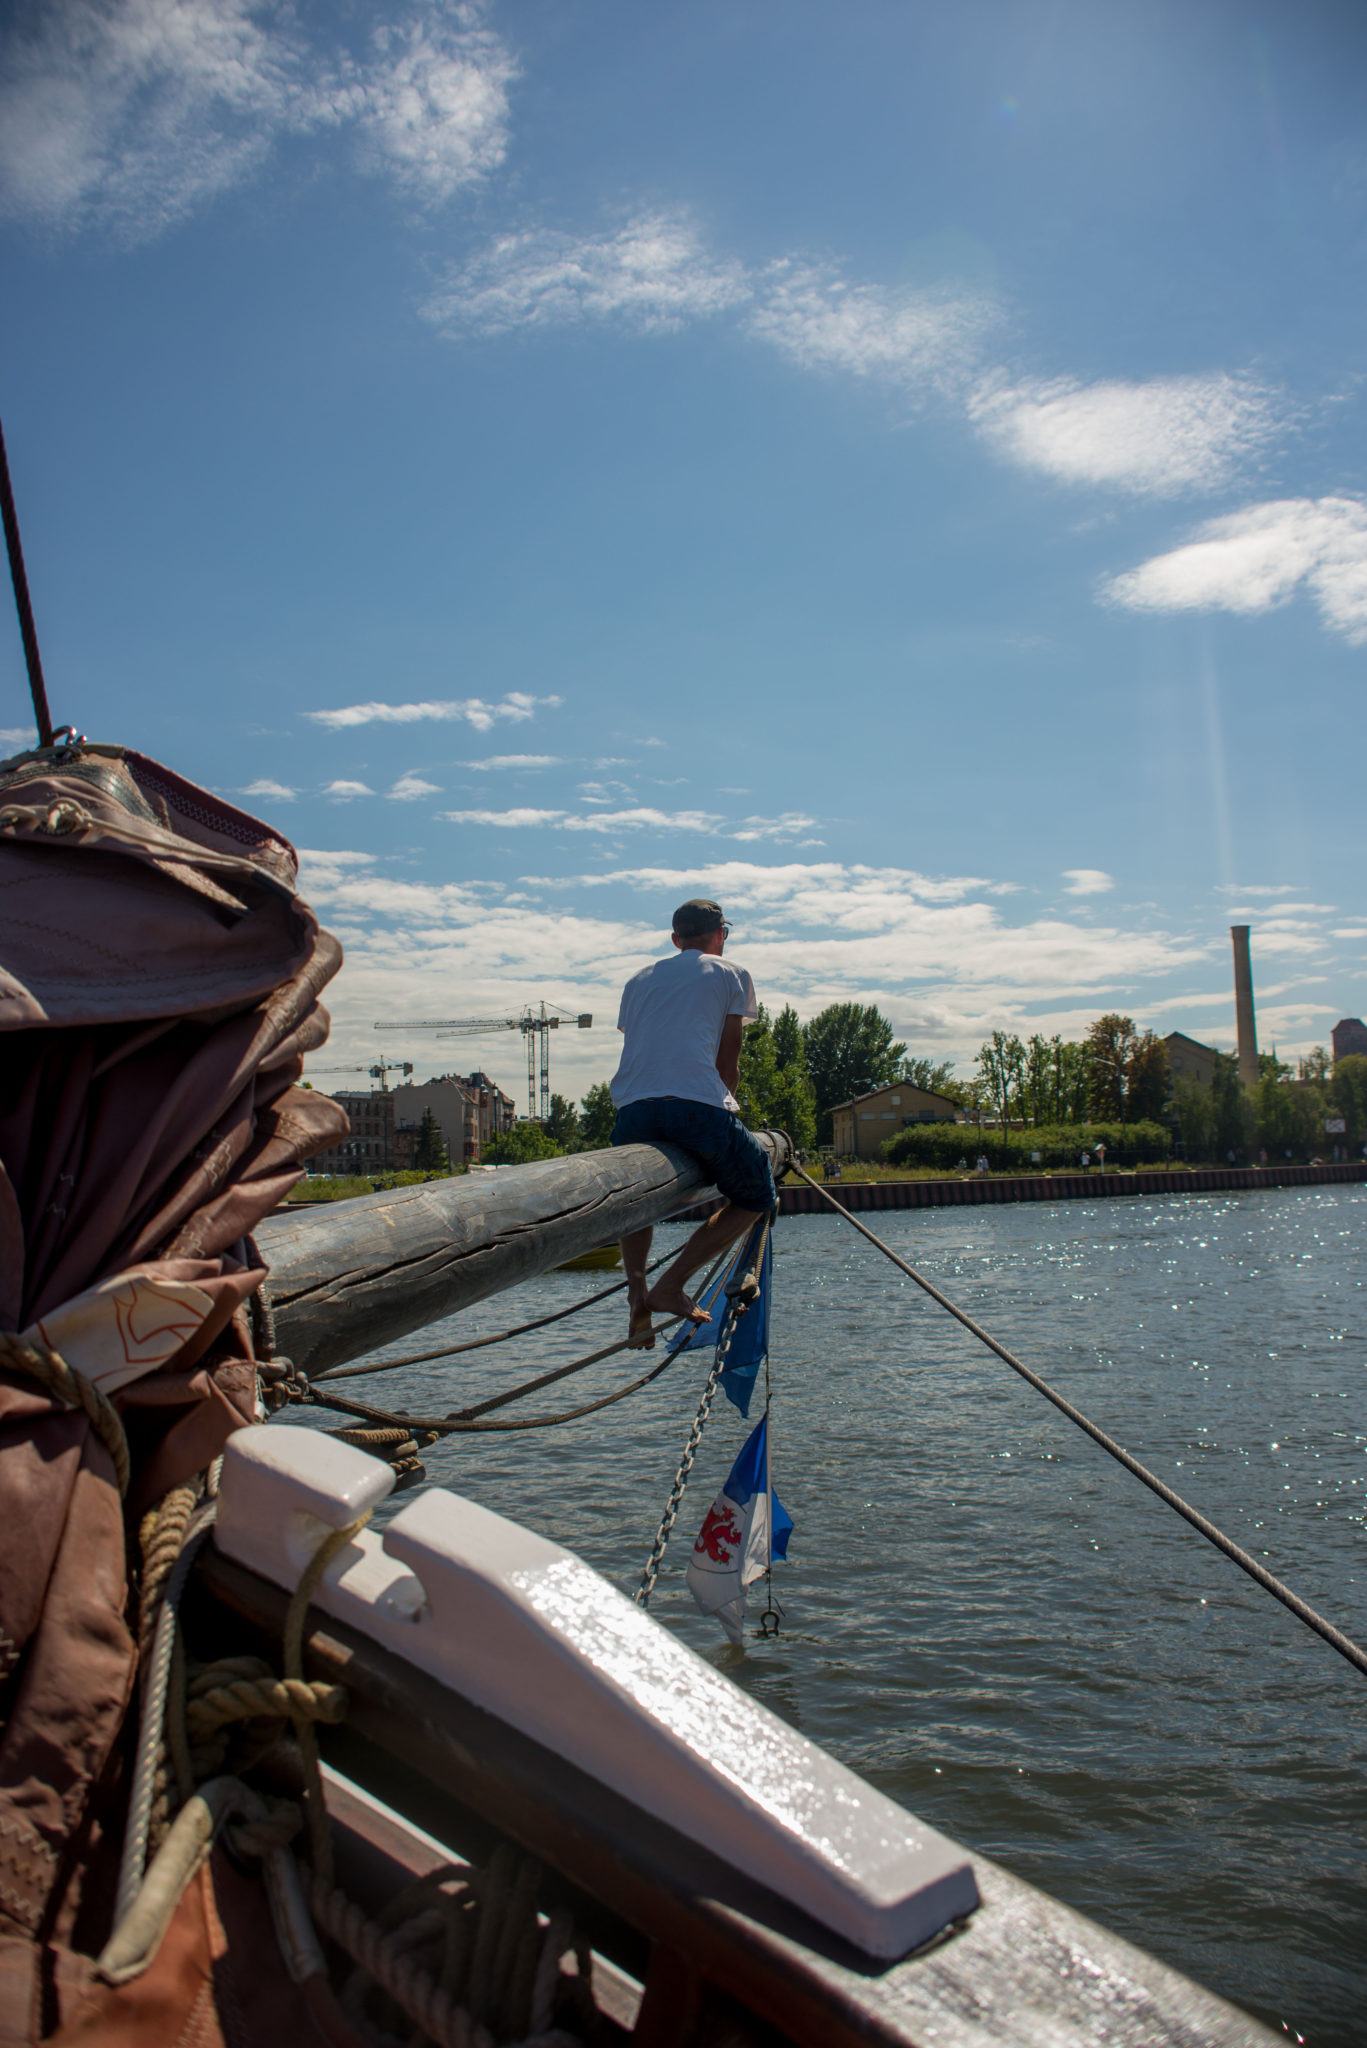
left=205, top=1425, right=1280, bottom=2046
left=214, top=1424, right=978, bottom=1961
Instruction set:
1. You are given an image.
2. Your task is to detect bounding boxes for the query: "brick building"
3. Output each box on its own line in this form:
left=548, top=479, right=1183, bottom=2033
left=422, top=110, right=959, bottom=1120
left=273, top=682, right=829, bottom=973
left=308, top=1070, right=518, bottom=1176
left=1332, top=1018, right=1367, bottom=1065
left=308, top=1089, right=406, bottom=1175
left=1163, top=1031, right=1218, bottom=1090
left=389, top=1072, right=515, bottom=1164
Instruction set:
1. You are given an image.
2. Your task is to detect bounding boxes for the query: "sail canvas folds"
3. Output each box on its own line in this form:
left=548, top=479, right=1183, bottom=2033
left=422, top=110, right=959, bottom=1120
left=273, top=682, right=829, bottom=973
left=0, top=742, right=346, bottom=2042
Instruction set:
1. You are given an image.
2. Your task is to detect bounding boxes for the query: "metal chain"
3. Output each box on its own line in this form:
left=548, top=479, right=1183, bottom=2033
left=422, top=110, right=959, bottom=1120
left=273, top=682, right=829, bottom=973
left=635, top=1304, right=741, bottom=1608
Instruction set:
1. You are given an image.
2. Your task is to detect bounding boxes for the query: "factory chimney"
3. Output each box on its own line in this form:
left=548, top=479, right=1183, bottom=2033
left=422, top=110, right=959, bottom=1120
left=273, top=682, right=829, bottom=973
left=1230, top=925, right=1260, bottom=1088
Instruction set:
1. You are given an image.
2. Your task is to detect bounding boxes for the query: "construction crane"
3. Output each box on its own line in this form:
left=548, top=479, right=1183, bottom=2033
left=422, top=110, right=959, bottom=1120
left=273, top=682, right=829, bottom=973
left=371, top=1003, right=592, bottom=1120
left=306, top=1057, right=414, bottom=1092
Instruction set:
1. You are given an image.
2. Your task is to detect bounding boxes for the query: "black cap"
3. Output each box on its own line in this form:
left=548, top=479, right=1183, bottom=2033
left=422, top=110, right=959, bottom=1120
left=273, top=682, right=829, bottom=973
left=672, top=897, right=726, bottom=938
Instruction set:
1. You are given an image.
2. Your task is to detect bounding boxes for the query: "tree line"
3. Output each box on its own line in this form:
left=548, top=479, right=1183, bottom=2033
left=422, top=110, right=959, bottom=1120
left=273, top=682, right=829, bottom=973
left=479, top=1007, right=1367, bottom=1169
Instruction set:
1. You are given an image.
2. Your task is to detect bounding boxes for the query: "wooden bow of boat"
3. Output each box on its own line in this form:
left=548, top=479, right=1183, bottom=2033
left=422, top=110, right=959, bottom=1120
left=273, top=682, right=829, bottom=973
left=257, top=1131, right=792, bottom=1379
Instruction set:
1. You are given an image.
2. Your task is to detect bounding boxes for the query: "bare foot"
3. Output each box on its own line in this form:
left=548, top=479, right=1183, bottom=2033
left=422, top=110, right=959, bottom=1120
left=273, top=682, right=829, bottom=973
left=627, top=1300, right=656, bottom=1350
left=646, top=1282, right=711, bottom=1327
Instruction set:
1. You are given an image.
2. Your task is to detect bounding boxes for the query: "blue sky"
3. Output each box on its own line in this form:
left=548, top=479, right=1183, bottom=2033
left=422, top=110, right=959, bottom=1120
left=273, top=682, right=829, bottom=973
left=1, top=0, right=1364, bottom=1104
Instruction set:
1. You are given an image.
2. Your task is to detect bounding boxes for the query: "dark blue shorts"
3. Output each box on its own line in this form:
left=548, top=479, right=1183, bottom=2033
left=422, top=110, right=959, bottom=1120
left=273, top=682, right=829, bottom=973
left=611, top=1097, right=776, bottom=1212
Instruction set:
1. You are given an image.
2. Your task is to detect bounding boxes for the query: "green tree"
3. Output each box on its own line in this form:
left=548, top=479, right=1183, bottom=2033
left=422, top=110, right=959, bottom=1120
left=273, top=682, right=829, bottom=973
left=1125, top=1032, right=1170, bottom=1122
left=1171, top=1078, right=1214, bottom=1161
left=545, top=1093, right=579, bottom=1146
left=577, top=1081, right=617, bottom=1149
left=803, top=1004, right=906, bottom=1144
left=736, top=1006, right=782, bottom=1129
left=484, top=1122, right=564, bottom=1165
left=1085, top=1014, right=1139, bottom=1121
left=1331, top=1055, right=1367, bottom=1145
left=1254, top=1074, right=1322, bottom=1160
left=1021, top=1034, right=1060, bottom=1125
left=772, top=1004, right=805, bottom=1072
left=411, top=1108, right=450, bottom=1172
left=1299, top=1046, right=1331, bottom=1086
left=902, top=1056, right=959, bottom=1097
left=975, top=1031, right=1025, bottom=1137
left=1059, top=1039, right=1091, bottom=1122
left=737, top=1005, right=817, bottom=1149
left=1210, top=1052, right=1252, bottom=1160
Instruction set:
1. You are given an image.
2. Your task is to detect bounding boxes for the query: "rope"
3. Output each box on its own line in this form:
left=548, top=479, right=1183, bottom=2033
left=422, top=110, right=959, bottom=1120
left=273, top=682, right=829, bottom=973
left=634, top=1228, right=760, bottom=1607
left=304, top=1857, right=580, bottom=2048
left=0, top=1330, right=130, bottom=1495
left=790, top=1160, right=1367, bottom=1684
left=300, top=1242, right=741, bottom=1442
left=137, top=1484, right=199, bottom=1657
left=284, top=1513, right=370, bottom=1886
left=0, top=414, right=53, bottom=748
left=116, top=1498, right=218, bottom=1925
left=313, top=1247, right=678, bottom=1383
left=185, top=1674, right=348, bottom=1742
left=307, top=1347, right=688, bottom=1438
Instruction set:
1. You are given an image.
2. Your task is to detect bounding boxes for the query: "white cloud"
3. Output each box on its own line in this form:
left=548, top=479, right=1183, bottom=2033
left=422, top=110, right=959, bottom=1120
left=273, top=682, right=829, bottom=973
left=436, top=805, right=821, bottom=839
left=323, top=779, right=374, bottom=799
left=1061, top=868, right=1115, bottom=896
left=441, top=807, right=566, bottom=827
left=350, top=6, right=515, bottom=204
left=296, top=851, right=1228, bottom=1093
left=971, top=372, right=1277, bottom=496
left=562, top=808, right=721, bottom=834
left=421, top=210, right=749, bottom=337
left=0, top=726, right=37, bottom=748
left=388, top=773, right=441, bottom=800
left=306, top=691, right=558, bottom=730
left=732, top=814, right=822, bottom=843
left=748, top=261, right=991, bottom=398
left=461, top=754, right=560, bottom=769
left=1105, top=497, right=1367, bottom=642
left=1215, top=883, right=1299, bottom=897
left=240, top=777, right=295, bottom=800
left=0, top=0, right=515, bottom=242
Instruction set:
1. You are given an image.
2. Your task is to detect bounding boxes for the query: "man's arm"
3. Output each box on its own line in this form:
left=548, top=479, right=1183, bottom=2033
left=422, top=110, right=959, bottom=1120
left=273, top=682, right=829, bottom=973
left=716, top=1013, right=744, bottom=1095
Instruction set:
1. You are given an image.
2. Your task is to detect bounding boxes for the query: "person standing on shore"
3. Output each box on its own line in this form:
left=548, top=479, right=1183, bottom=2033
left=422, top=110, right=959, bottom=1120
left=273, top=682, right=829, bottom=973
left=610, top=899, right=777, bottom=1347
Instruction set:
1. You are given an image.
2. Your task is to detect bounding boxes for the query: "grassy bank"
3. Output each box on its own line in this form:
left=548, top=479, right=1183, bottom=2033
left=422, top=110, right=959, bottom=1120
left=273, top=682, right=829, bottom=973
left=285, top=1168, right=461, bottom=1202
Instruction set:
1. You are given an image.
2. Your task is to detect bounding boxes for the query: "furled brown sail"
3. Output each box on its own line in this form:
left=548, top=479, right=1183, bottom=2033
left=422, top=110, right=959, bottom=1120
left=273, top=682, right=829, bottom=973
left=0, top=742, right=346, bottom=2043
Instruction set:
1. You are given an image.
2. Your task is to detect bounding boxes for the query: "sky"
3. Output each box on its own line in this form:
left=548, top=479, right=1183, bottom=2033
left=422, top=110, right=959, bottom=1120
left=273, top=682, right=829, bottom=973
left=1, top=0, right=1364, bottom=1109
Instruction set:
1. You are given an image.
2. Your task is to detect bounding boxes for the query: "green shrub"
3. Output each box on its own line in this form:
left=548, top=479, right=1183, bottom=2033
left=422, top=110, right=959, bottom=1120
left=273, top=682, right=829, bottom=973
left=880, top=1119, right=1171, bottom=1172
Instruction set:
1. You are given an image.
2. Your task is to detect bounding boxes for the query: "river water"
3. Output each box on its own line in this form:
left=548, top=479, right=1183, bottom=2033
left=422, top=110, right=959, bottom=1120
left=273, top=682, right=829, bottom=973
left=313, top=1183, right=1367, bottom=2044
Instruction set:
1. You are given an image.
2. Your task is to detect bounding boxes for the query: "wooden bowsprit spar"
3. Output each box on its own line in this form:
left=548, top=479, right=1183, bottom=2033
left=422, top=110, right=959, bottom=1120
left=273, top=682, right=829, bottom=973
left=257, top=1131, right=791, bottom=1381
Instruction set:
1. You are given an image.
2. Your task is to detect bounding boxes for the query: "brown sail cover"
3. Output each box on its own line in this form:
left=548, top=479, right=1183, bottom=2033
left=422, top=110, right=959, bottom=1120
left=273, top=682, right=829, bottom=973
left=0, top=743, right=347, bottom=2041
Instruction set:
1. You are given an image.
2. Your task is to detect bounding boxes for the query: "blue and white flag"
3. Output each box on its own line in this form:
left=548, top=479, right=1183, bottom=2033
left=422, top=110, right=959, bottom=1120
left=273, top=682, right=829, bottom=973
left=686, top=1415, right=793, bottom=1645
left=668, top=1233, right=771, bottom=1418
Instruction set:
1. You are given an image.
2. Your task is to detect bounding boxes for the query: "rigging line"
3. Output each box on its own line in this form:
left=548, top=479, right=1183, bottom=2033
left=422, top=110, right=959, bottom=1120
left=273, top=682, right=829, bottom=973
left=304, top=1238, right=744, bottom=1434
left=340, top=1344, right=687, bottom=1436
left=0, top=415, right=54, bottom=749
left=313, top=1246, right=678, bottom=1382
left=789, top=1161, right=1367, bottom=1685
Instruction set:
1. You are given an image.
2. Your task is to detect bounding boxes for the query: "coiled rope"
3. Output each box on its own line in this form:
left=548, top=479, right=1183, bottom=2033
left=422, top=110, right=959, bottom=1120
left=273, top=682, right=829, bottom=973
left=0, top=1330, right=130, bottom=1495
left=791, top=1160, right=1367, bottom=1683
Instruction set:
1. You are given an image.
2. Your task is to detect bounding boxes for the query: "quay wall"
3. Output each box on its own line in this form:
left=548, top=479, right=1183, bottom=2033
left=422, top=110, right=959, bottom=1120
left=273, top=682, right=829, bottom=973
left=675, top=1161, right=1367, bottom=1223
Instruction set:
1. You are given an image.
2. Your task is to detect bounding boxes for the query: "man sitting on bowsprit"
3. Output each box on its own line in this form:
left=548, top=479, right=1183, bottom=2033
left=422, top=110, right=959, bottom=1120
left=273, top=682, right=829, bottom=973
left=611, top=898, right=776, bottom=1347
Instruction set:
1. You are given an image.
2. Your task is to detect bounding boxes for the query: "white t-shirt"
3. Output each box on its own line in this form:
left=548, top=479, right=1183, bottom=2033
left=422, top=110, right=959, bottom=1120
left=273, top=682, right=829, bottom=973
left=611, top=950, right=758, bottom=1112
